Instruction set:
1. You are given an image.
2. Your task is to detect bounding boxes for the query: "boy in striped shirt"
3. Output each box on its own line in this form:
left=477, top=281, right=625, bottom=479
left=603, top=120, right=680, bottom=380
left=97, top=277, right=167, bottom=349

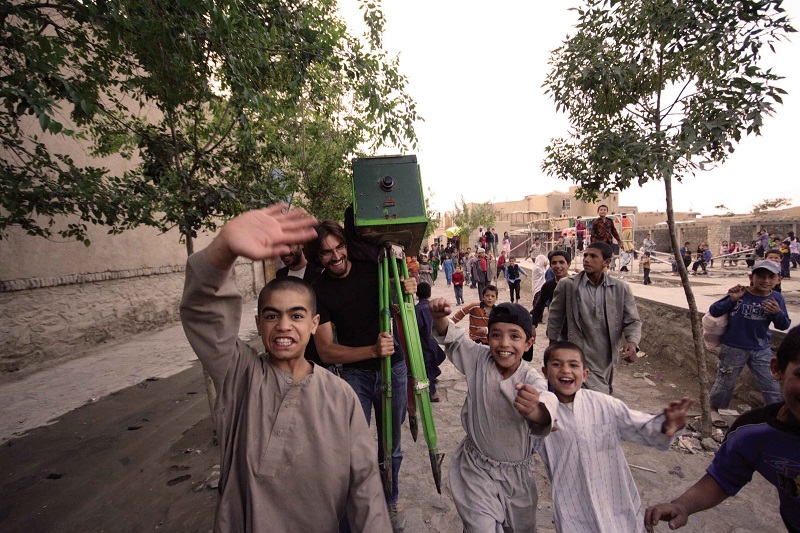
left=451, top=285, right=498, bottom=345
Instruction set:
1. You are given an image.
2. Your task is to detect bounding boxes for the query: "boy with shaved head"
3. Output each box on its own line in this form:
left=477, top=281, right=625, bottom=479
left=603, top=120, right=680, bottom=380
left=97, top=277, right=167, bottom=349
left=180, top=205, right=390, bottom=532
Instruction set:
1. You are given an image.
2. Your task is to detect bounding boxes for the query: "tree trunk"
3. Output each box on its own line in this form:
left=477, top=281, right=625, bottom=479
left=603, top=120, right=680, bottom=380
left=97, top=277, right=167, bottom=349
left=185, top=234, right=194, bottom=256
left=182, top=228, right=217, bottom=431
left=664, top=175, right=712, bottom=437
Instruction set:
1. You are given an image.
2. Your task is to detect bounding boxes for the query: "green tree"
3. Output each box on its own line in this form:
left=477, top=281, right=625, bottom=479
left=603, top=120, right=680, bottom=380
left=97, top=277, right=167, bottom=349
left=423, top=187, right=440, bottom=241
left=714, top=204, right=736, bottom=217
left=1, top=0, right=418, bottom=252
left=752, top=197, right=791, bottom=214
left=542, top=0, right=793, bottom=435
left=452, top=197, right=498, bottom=248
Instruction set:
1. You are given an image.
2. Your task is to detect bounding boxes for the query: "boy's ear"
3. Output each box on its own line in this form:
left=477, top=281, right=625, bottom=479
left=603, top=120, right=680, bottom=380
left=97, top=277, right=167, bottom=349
left=524, top=336, right=535, bottom=351
left=311, top=314, right=320, bottom=335
left=770, top=357, right=782, bottom=381
left=582, top=367, right=590, bottom=380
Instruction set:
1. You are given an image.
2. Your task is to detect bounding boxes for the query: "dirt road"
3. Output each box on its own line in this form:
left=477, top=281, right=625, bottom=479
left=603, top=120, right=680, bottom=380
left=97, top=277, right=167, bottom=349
left=0, top=273, right=785, bottom=532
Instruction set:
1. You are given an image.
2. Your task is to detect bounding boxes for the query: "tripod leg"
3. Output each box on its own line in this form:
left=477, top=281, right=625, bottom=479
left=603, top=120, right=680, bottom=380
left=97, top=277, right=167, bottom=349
left=388, top=251, right=444, bottom=494
left=392, top=307, right=418, bottom=442
left=378, top=256, right=393, bottom=496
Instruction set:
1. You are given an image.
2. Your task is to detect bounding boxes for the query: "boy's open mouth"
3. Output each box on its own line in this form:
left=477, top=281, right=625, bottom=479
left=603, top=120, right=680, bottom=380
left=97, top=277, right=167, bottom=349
left=495, top=351, right=515, bottom=359
left=274, top=336, right=296, bottom=347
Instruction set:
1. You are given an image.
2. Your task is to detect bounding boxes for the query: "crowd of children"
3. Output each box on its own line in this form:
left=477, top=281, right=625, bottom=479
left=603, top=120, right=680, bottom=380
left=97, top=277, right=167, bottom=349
left=182, top=205, right=797, bottom=533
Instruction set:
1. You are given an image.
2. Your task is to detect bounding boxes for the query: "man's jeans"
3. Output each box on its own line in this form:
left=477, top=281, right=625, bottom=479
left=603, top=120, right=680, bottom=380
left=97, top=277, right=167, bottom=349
left=340, top=360, right=407, bottom=504
left=710, top=344, right=781, bottom=408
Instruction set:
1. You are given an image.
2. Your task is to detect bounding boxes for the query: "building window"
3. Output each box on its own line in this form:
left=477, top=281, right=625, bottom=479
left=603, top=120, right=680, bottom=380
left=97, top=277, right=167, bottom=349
left=561, top=198, right=571, bottom=211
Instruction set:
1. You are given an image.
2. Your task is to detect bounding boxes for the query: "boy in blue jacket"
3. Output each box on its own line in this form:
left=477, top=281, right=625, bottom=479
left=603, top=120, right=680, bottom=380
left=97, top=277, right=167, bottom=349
left=708, top=260, right=791, bottom=409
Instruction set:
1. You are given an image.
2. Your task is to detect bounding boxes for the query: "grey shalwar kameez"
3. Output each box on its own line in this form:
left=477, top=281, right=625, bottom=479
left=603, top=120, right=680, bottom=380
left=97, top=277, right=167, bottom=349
left=433, top=325, right=558, bottom=532
left=180, top=251, right=390, bottom=533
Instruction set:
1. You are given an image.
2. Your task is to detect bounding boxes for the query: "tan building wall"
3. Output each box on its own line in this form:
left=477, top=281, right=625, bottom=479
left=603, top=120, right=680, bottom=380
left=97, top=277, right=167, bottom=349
left=0, top=106, right=267, bottom=373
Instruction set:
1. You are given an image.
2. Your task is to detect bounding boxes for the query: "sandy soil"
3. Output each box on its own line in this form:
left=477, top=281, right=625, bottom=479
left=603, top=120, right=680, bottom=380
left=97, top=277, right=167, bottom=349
left=0, top=272, right=786, bottom=532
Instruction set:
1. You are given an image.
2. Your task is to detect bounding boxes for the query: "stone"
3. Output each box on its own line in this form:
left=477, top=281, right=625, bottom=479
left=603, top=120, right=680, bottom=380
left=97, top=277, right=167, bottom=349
left=701, top=437, right=720, bottom=452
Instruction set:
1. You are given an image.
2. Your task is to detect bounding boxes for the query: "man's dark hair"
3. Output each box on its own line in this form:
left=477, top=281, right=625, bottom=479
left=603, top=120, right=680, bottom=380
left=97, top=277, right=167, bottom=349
left=597, top=204, right=608, bottom=211
left=303, top=220, right=346, bottom=266
left=765, top=248, right=782, bottom=257
left=543, top=341, right=587, bottom=366
left=776, top=325, right=800, bottom=372
left=258, top=277, right=317, bottom=315
left=586, top=242, right=613, bottom=260
left=548, top=250, right=571, bottom=264
left=482, top=284, right=498, bottom=296
left=416, top=281, right=431, bottom=299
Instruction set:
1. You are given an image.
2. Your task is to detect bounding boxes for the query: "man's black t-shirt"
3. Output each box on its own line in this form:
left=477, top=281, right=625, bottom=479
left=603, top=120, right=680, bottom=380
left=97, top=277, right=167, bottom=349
left=314, top=260, right=403, bottom=371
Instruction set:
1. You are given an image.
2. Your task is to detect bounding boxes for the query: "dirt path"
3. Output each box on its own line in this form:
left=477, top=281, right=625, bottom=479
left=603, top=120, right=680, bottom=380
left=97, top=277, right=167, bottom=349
left=0, top=273, right=784, bottom=532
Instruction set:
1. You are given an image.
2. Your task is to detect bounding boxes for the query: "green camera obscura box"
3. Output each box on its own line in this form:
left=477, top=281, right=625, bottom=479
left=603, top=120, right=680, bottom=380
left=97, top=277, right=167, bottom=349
left=351, top=155, right=428, bottom=252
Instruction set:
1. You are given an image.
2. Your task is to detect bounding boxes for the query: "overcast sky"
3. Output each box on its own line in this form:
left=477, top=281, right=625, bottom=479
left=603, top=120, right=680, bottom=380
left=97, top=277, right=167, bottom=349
left=341, top=1, right=799, bottom=217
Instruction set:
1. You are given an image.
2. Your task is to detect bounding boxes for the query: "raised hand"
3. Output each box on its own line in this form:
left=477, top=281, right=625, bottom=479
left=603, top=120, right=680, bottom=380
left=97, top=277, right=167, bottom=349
left=726, top=284, right=747, bottom=301
left=208, top=204, right=317, bottom=269
left=514, top=383, right=548, bottom=424
left=662, top=397, right=693, bottom=437
left=761, top=298, right=781, bottom=315
left=429, top=298, right=452, bottom=320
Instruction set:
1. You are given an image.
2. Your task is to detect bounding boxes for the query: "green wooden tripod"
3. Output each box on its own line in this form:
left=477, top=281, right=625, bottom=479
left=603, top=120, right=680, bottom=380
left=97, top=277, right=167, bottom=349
left=378, top=243, right=444, bottom=494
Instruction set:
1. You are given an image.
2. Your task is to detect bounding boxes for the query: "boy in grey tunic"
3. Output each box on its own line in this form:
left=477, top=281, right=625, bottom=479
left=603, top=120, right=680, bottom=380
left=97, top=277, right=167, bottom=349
left=180, top=206, right=391, bottom=532
left=429, top=300, right=559, bottom=532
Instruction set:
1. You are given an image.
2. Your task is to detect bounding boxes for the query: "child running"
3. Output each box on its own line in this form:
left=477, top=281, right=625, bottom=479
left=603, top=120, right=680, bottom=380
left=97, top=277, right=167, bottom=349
left=451, top=285, right=498, bottom=345
left=505, top=256, right=527, bottom=303
left=429, top=299, right=558, bottom=532
left=532, top=342, right=692, bottom=532
left=646, top=325, right=800, bottom=532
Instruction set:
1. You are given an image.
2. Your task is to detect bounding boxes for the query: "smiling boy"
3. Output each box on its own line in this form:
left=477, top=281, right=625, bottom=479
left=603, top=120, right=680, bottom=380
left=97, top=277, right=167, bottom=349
left=180, top=207, right=390, bottom=532
left=646, top=326, right=800, bottom=533
left=451, top=285, right=499, bottom=345
left=531, top=250, right=571, bottom=328
left=533, top=342, right=692, bottom=533
left=708, top=260, right=791, bottom=410
left=429, top=299, right=558, bottom=532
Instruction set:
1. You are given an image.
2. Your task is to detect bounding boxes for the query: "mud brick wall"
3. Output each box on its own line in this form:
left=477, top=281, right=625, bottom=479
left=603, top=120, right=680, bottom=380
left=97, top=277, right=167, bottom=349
left=0, top=260, right=258, bottom=373
left=649, top=228, right=672, bottom=253
left=730, top=224, right=758, bottom=247
left=679, top=226, right=709, bottom=249
left=637, top=297, right=786, bottom=407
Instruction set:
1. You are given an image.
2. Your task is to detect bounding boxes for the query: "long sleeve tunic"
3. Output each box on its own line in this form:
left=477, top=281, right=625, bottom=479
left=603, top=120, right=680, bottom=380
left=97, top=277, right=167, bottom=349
left=532, top=389, right=675, bottom=533
left=180, top=251, right=390, bottom=533
left=433, top=325, right=558, bottom=532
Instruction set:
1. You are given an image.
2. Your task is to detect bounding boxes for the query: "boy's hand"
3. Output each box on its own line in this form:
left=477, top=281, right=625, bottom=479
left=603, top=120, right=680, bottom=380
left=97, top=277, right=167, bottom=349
left=644, top=502, right=689, bottom=532
left=402, top=277, right=417, bottom=296
left=761, top=298, right=781, bottom=315
left=371, top=332, right=395, bottom=359
left=429, top=298, right=451, bottom=319
left=621, top=341, right=638, bottom=363
left=727, top=284, right=747, bottom=301
left=514, top=384, right=550, bottom=425
left=207, top=205, right=317, bottom=269
left=662, top=397, right=693, bottom=437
